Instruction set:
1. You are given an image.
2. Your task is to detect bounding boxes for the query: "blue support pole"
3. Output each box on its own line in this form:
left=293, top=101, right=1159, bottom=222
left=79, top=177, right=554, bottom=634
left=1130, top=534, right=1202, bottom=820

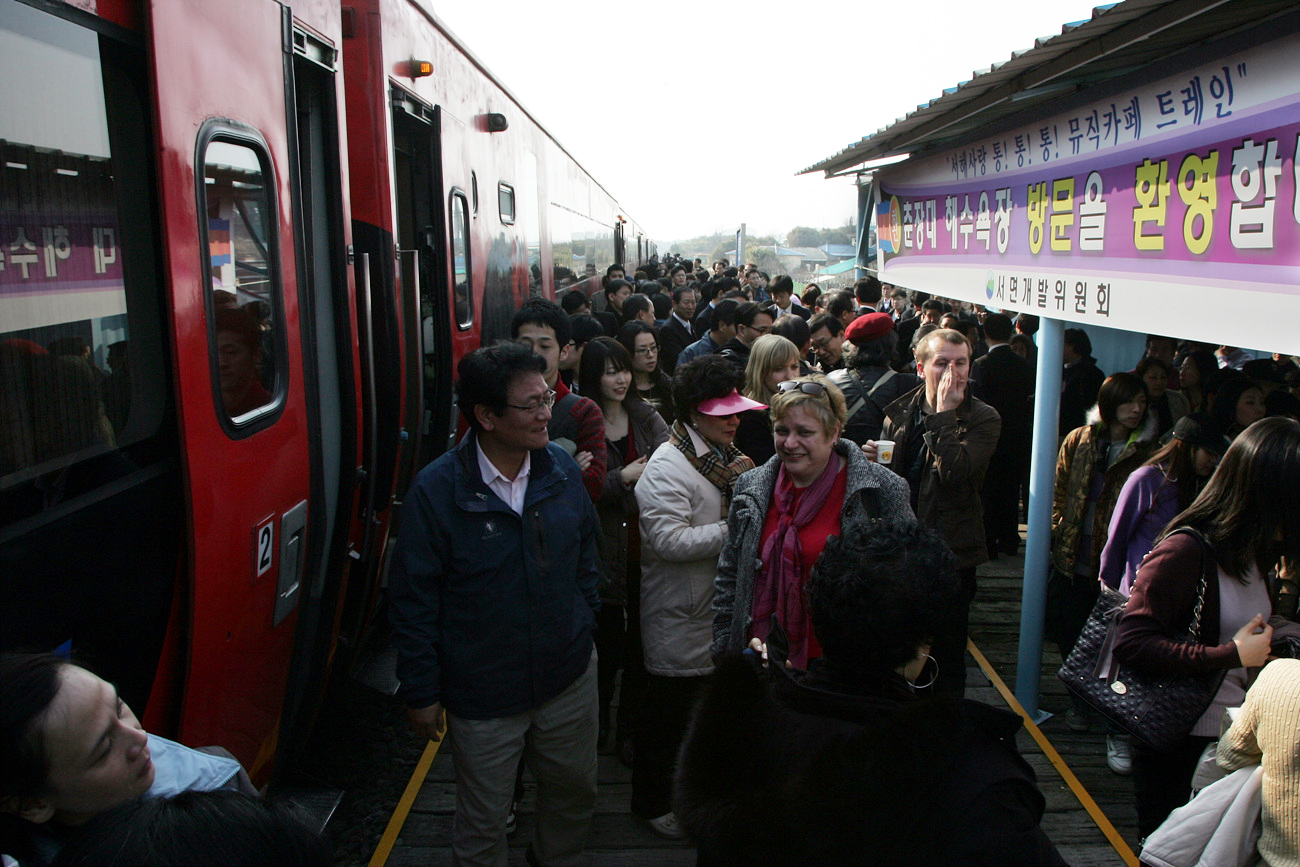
left=1014, top=316, right=1063, bottom=720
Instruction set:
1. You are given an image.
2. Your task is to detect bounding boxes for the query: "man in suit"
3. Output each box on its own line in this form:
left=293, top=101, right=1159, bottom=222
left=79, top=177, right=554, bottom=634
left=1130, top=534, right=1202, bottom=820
left=658, top=286, right=698, bottom=376
left=971, top=313, right=1035, bottom=558
left=769, top=276, right=810, bottom=321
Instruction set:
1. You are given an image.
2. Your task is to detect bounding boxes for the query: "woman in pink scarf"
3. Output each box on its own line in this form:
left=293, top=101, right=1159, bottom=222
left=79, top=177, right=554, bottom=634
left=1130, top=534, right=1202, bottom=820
left=713, top=375, right=915, bottom=667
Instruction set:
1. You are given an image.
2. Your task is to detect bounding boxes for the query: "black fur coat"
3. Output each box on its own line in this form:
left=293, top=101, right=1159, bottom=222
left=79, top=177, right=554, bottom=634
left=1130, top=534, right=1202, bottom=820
left=673, top=656, right=1068, bottom=866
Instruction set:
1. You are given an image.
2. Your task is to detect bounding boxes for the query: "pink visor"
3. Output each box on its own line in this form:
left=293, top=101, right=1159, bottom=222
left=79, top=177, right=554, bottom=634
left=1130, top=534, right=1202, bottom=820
left=697, top=389, right=767, bottom=416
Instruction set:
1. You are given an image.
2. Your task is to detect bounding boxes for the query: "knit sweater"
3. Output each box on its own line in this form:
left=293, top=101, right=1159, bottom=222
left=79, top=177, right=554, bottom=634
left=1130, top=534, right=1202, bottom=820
left=1218, top=658, right=1300, bottom=867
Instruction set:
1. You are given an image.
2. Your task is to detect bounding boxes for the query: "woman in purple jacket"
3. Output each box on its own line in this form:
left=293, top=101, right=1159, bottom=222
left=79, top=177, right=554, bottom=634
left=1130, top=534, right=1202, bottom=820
left=1098, top=413, right=1228, bottom=595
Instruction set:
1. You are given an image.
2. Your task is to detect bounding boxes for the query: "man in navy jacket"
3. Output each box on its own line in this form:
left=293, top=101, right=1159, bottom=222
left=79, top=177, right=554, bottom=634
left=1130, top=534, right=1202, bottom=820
left=389, top=342, right=601, bottom=867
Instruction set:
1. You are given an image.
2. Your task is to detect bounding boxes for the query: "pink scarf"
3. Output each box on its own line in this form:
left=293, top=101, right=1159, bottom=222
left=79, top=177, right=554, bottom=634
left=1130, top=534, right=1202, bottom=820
left=752, top=452, right=842, bottom=668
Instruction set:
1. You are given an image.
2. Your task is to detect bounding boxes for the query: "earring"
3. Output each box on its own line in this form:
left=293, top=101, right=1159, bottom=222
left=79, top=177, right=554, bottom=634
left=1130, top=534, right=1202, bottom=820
left=910, top=653, right=939, bottom=691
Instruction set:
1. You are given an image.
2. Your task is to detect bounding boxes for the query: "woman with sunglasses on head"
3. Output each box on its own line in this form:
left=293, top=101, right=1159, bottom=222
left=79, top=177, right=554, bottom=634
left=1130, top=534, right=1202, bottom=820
left=733, top=334, right=803, bottom=467
left=629, top=355, right=762, bottom=839
left=616, top=321, right=674, bottom=427
left=713, top=374, right=915, bottom=669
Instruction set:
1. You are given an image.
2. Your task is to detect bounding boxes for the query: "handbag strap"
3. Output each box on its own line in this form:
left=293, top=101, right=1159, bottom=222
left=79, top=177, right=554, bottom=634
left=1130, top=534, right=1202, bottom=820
left=1168, top=526, right=1214, bottom=642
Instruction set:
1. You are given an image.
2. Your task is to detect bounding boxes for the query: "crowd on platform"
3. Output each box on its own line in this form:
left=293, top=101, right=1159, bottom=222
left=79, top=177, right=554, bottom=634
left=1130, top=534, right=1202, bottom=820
left=5, top=254, right=1299, bottom=865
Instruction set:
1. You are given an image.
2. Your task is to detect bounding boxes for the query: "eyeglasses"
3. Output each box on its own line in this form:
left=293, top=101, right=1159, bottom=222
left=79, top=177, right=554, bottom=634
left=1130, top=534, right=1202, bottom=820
left=776, top=380, right=827, bottom=396
left=634, top=345, right=659, bottom=357
left=506, top=389, right=556, bottom=414
left=811, top=337, right=832, bottom=350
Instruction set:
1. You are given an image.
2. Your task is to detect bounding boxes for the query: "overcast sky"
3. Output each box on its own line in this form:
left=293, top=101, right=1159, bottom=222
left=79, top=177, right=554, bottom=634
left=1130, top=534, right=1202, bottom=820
left=435, top=0, right=1105, bottom=246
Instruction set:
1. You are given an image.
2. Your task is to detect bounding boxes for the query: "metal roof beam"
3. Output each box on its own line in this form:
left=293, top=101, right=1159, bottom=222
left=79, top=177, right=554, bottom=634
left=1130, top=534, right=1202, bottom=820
left=811, top=0, right=1233, bottom=177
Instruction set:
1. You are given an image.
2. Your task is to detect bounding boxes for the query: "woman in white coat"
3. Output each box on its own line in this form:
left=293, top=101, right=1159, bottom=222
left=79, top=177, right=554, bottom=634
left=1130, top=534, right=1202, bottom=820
left=630, top=355, right=764, bottom=839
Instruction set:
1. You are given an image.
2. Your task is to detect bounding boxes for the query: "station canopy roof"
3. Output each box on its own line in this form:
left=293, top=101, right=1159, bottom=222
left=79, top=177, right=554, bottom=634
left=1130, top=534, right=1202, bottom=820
left=801, top=0, right=1298, bottom=177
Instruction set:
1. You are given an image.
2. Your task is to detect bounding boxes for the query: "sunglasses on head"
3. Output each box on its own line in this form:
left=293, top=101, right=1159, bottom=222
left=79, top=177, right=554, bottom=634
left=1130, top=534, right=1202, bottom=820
left=776, top=380, right=826, bottom=396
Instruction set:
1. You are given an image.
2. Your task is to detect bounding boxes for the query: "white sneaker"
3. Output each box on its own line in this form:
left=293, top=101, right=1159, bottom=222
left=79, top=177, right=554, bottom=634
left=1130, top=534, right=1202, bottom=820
left=505, top=801, right=518, bottom=835
left=647, top=811, right=687, bottom=840
left=1107, top=734, right=1133, bottom=775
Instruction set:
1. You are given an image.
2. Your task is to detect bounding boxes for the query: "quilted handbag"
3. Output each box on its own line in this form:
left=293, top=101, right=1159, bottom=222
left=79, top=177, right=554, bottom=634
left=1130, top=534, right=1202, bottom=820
left=1057, top=527, right=1227, bottom=752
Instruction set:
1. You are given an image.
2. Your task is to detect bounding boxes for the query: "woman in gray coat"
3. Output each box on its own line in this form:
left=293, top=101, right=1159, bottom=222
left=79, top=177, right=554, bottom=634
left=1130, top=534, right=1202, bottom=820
left=713, top=375, right=915, bottom=666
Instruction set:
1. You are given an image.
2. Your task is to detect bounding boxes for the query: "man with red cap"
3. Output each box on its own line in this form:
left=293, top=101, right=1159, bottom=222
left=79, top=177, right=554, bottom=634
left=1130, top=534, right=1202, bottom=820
left=828, top=312, right=919, bottom=446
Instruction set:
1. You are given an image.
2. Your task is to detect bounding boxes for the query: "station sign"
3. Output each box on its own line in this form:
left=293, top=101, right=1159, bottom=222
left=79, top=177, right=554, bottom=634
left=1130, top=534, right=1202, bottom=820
left=874, top=30, right=1300, bottom=354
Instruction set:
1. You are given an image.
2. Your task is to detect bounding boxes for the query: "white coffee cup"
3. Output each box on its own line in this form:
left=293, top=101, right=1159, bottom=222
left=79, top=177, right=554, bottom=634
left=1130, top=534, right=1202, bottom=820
left=875, top=439, right=896, bottom=465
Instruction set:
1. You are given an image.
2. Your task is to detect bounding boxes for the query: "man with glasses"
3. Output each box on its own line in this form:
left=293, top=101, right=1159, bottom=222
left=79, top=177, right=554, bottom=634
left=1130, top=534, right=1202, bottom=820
left=389, top=340, right=602, bottom=867
left=808, top=313, right=845, bottom=373
left=718, top=301, right=775, bottom=369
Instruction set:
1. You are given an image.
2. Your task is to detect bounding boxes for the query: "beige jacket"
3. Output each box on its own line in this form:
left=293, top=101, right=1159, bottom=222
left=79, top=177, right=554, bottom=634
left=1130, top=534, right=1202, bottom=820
left=635, top=425, right=729, bottom=677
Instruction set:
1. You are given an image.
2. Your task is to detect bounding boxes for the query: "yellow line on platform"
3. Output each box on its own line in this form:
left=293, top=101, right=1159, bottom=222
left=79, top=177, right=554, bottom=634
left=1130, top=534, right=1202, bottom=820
left=368, top=737, right=442, bottom=867
left=967, top=639, right=1139, bottom=867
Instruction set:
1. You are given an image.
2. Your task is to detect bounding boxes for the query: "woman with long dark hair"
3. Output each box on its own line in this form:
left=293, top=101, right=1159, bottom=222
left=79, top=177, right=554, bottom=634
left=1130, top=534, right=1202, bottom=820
left=578, top=337, right=668, bottom=759
left=1114, top=417, right=1300, bottom=837
left=1098, top=413, right=1227, bottom=596
left=1177, top=349, right=1218, bottom=413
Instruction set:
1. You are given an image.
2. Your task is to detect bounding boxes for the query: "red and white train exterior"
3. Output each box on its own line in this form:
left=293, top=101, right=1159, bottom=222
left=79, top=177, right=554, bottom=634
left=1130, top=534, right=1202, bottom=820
left=0, top=0, right=651, bottom=783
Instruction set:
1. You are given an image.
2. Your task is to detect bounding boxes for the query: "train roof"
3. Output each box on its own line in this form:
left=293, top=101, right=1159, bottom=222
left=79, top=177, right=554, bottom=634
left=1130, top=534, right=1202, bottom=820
left=410, top=1, right=641, bottom=229
left=800, top=0, right=1299, bottom=177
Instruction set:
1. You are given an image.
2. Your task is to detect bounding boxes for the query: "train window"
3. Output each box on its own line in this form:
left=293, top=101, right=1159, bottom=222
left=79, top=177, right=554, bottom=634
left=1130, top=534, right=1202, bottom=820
left=498, top=183, right=515, bottom=225
left=199, top=133, right=284, bottom=428
left=452, top=191, right=472, bottom=329
left=0, top=0, right=165, bottom=509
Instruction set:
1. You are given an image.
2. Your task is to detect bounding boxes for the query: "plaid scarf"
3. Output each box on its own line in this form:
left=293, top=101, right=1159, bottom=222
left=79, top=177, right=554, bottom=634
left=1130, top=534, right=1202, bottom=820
left=670, top=419, right=755, bottom=517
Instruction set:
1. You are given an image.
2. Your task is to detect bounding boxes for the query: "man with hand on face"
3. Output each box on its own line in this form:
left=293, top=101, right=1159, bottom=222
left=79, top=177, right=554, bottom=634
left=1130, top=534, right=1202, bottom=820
left=388, top=341, right=602, bottom=867
left=863, top=329, right=1000, bottom=698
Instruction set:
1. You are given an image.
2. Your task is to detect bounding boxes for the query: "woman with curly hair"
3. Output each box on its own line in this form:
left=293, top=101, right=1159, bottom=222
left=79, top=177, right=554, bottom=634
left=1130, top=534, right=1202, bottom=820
left=678, top=523, right=1065, bottom=865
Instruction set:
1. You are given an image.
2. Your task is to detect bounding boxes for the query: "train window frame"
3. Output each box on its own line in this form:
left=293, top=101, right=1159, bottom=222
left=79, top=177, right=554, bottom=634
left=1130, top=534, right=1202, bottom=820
left=498, top=182, right=515, bottom=225
left=195, top=120, right=288, bottom=437
left=451, top=189, right=473, bottom=330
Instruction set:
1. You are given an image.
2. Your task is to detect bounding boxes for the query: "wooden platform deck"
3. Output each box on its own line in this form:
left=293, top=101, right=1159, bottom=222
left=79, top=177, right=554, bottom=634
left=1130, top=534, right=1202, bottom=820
left=382, top=543, right=1137, bottom=866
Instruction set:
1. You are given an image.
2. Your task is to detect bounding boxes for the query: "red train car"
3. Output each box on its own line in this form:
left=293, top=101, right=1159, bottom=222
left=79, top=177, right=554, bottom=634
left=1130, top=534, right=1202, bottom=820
left=0, top=0, right=650, bottom=785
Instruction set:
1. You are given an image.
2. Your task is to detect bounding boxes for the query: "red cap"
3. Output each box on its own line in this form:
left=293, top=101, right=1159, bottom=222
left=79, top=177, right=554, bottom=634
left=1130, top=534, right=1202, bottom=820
left=844, top=312, right=893, bottom=343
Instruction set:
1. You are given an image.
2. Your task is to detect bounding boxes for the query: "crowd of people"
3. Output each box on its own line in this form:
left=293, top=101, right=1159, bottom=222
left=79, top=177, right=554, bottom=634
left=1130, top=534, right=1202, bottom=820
left=5, top=254, right=1299, bottom=865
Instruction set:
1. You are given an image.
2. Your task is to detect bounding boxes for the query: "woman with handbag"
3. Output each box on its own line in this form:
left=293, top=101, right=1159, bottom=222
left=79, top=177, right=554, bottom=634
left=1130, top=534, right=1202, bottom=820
left=1113, top=417, right=1300, bottom=837
left=1048, top=372, right=1155, bottom=754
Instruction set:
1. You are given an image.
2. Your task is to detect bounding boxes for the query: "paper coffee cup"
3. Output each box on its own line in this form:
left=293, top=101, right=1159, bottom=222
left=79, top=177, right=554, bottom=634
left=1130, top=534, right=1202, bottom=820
left=876, top=439, right=896, bottom=465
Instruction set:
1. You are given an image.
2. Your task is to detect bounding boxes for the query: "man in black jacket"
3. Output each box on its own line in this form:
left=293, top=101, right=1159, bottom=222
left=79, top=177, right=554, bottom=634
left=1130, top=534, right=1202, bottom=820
left=657, top=286, right=697, bottom=376
left=1060, top=327, right=1105, bottom=434
left=717, top=302, right=774, bottom=370
left=972, top=313, right=1035, bottom=557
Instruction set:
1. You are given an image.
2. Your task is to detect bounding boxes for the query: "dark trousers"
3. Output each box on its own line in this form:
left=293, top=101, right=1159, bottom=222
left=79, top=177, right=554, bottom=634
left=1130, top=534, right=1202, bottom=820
left=630, top=673, right=707, bottom=819
left=982, top=456, right=1023, bottom=553
left=594, top=604, right=624, bottom=733
left=930, top=567, right=977, bottom=698
left=1132, top=735, right=1214, bottom=838
left=1046, top=568, right=1100, bottom=662
left=617, top=569, right=648, bottom=743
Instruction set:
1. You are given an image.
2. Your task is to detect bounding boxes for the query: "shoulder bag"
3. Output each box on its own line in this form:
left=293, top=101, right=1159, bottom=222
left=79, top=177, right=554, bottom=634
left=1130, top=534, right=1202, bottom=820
left=1057, top=527, right=1227, bottom=752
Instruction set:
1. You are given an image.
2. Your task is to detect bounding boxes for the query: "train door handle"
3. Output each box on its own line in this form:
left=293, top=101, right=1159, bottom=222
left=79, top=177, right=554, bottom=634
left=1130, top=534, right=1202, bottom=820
left=274, top=500, right=308, bottom=627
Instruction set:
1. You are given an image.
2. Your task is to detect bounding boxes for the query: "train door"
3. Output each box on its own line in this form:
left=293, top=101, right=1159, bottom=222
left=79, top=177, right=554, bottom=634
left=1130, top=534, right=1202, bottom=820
left=277, top=25, right=361, bottom=763
left=148, top=0, right=316, bottom=776
left=391, top=89, right=457, bottom=491
left=387, top=89, right=454, bottom=493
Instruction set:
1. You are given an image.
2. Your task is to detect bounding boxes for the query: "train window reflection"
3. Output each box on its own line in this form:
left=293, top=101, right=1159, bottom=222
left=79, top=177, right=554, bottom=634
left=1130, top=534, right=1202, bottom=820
left=0, top=1, right=160, bottom=504
left=498, top=183, right=515, bottom=225
left=452, top=192, right=472, bottom=329
left=202, top=137, right=281, bottom=424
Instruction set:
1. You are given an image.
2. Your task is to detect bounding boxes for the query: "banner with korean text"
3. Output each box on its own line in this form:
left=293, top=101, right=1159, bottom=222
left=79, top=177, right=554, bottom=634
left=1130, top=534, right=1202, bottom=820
left=875, top=29, right=1300, bottom=354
